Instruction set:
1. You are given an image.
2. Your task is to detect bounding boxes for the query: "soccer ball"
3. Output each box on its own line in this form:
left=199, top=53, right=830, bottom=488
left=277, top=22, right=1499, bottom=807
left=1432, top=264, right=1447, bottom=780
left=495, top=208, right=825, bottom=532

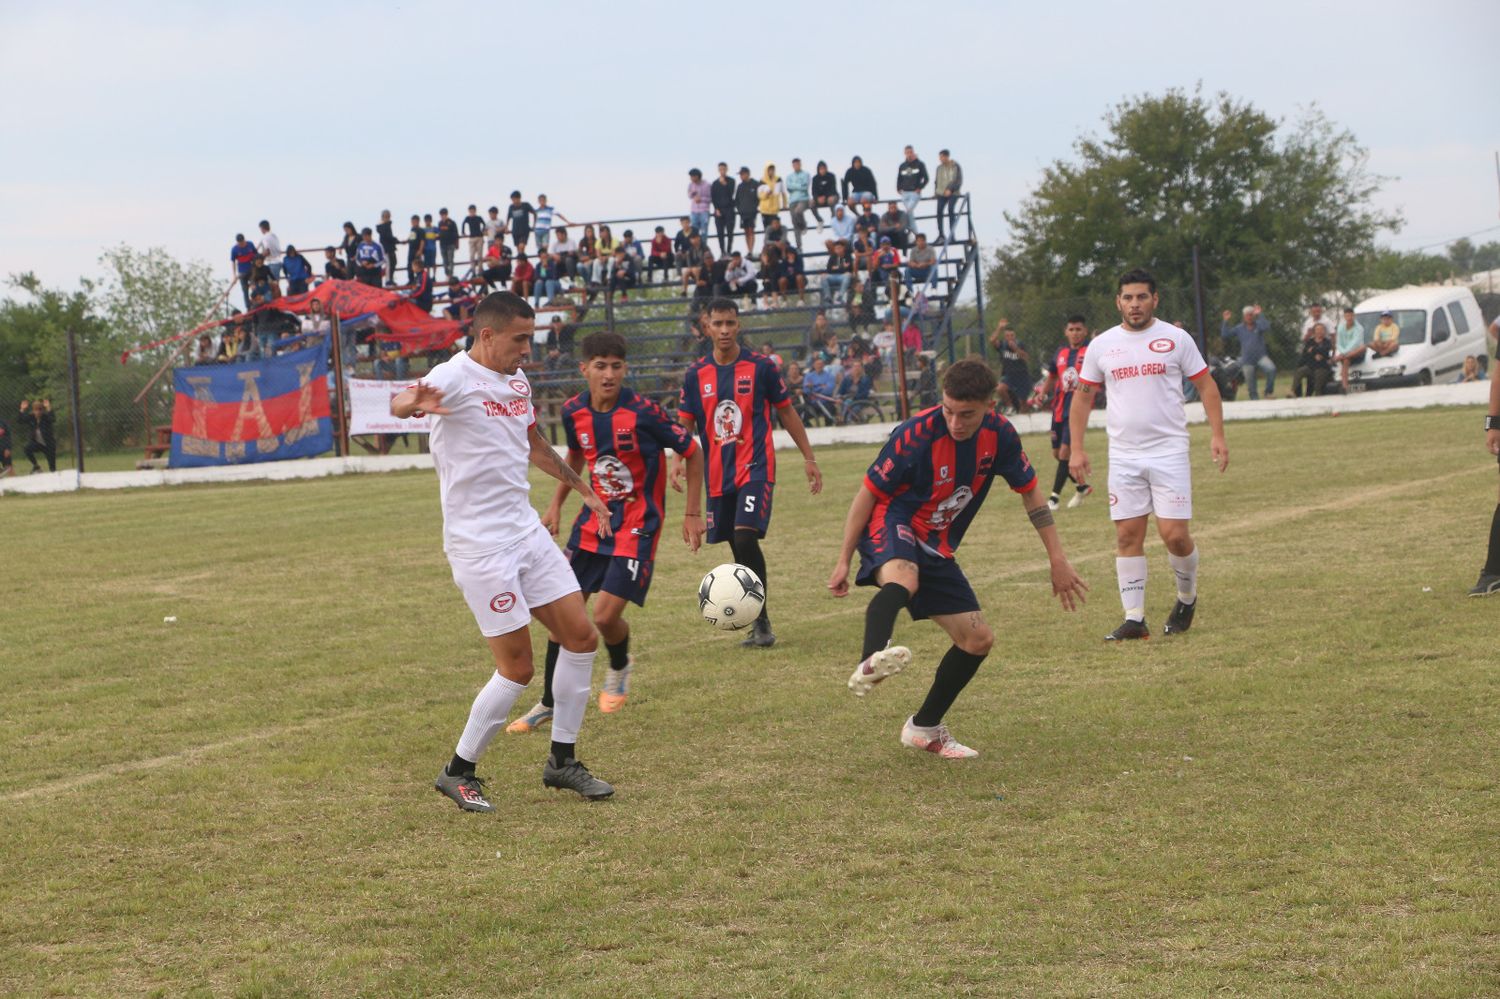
left=698, top=563, right=766, bottom=631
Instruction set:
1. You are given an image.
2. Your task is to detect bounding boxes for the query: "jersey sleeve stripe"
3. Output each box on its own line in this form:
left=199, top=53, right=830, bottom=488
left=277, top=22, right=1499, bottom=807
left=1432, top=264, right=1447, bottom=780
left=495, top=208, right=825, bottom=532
left=1079, top=376, right=1103, bottom=387
left=1187, top=365, right=1208, bottom=379
left=863, top=474, right=891, bottom=497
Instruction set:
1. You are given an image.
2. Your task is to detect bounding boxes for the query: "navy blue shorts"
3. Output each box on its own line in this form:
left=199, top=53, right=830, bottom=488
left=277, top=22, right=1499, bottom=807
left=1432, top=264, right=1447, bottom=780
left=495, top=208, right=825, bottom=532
left=567, top=548, right=654, bottom=606
left=1050, top=417, right=1070, bottom=451
left=706, top=482, right=774, bottom=544
left=854, top=523, right=979, bottom=621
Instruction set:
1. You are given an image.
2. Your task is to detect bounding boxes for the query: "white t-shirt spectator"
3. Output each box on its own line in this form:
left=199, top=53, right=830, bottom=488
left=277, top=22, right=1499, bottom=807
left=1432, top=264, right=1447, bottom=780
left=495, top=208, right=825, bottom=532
left=422, top=351, right=539, bottom=555
left=550, top=232, right=577, bottom=257
left=257, top=231, right=284, bottom=265
left=1079, top=319, right=1207, bottom=458
left=873, top=329, right=897, bottom=358
left=1302, top=313, right=1333, bottom=342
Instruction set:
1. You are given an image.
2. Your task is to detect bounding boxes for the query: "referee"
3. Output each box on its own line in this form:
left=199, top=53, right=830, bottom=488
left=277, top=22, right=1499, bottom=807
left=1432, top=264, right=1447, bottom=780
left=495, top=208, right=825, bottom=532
left=1472, top=357, right=1500, bottom=596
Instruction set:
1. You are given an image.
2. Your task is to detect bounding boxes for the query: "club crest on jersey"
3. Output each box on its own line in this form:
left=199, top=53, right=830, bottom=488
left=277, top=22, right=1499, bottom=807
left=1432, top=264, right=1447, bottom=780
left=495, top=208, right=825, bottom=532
left=701, top=378, right=715, bottom=396
left=712, top=399, right=743, bottom=443
left=1148, top=338, right=1174, bottom=354
left=895, top=524, right=915, bottom=544
left=929, top=486, right=973, bottom=529
left=1060, top=368, right=1080, bottom=392
left=614, top=427, right=636, bottom=452
left=736, top=374, right=753, bottom=395
left=592, top=455, right=634, bottom=500
left=579, top=431, right=591, bottom=449
left=509, top=378, right=531, bottom=396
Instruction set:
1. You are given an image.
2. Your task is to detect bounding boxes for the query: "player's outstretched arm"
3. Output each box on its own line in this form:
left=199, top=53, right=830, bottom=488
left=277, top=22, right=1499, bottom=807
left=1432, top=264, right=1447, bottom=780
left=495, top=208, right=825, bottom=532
left=1189, top=370, right=1229, bottom=472
left=776, top=404, right=822, bottom=494
left=1020, top=486, right=1087, bottom=611
left=389, top=382, right=450, bottom=418
left=542, top=449, right=587, bottom=536
left=828, top=485, right=878, bottom=597
left=681, top=446, right=706, bottom=552
left=1067, top=383, right=1096, bottom=483
left=528, top=424, right=611, bottom=538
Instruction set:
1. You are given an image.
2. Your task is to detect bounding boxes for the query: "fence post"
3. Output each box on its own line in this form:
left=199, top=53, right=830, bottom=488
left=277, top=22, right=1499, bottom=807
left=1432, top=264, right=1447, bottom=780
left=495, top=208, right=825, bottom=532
left=1191, top=244, right=1208, bottom=357
left=66, top=328, right=85, bottom=478
left=888, top=274, right=911, bottom=421
left=972, top=245, right=988, bottom=362
left=331, top=314, right=349, bottom=457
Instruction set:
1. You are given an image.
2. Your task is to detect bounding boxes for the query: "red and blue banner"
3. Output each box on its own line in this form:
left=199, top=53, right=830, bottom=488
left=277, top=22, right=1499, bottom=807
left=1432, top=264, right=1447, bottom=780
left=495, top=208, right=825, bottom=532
left=170, top=344, right=333, bottom=467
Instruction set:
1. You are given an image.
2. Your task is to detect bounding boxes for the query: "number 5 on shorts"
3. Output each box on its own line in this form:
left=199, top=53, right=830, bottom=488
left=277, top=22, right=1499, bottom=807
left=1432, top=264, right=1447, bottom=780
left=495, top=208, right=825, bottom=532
left=743, top=494, right=756, bottom=513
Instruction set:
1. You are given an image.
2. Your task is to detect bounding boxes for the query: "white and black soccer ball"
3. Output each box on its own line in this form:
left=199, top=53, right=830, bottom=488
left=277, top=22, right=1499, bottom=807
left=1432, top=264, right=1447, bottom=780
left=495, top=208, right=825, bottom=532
left=698, top=562, right=766, bottom=631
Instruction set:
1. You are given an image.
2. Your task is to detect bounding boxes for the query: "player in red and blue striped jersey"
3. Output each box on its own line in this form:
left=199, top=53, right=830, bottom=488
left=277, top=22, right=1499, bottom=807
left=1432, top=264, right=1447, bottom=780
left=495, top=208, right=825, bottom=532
left=1028, top=314, right=1094, bottom=510
left=828, top=359, right=1088, bottom=759
left=510, top=331, right=705, bottom=732
left=671, top=297, right=822, bottom=648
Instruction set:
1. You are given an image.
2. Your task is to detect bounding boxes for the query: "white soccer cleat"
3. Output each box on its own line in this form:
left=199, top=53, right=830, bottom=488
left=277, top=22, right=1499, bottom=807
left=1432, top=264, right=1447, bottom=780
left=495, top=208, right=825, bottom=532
left=900, top=717, right=979, bottom=759
left=1047, top=494, right=1061, bottom=511
left=1066, top=485, right=1094, bottom=509
left=847, top=645, right=911, bottom=696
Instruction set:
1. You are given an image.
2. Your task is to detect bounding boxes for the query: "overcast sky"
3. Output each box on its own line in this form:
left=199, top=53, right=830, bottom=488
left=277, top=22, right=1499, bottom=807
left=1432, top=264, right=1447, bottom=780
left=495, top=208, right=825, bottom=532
left=2, top=0, right=1497, bottom=298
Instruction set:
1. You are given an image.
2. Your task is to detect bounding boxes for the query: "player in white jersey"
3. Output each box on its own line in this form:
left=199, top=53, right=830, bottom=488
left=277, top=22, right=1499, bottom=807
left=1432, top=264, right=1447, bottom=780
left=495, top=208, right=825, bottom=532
left=390, top=291, right=618, bottom=810
left=1068, top=269, right=1229, bottom=641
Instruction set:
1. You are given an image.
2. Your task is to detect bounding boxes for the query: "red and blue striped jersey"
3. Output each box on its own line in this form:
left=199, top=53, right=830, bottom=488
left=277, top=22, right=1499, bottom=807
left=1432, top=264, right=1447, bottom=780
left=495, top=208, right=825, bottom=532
left=678, top=348, right=790, bottom=497
left=863, top=406, right=1037, bottom=558
left=562, top=387, right=698, bottom=560
left=1051, top=344, right=1089, bottom=422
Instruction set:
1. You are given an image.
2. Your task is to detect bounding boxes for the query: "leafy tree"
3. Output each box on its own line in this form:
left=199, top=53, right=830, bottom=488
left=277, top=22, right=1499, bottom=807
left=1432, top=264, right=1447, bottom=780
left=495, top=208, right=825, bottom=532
left=1447, top=238, right=1475, bottom=274
left=96, top=244, right=222, bottom=362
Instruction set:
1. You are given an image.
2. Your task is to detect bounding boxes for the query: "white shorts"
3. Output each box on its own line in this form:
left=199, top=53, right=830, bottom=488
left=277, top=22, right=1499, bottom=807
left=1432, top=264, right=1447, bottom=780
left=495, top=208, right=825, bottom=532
left=448, top=525, right=580, bottom=637
left=1107, top=450, right=1193, bottom=521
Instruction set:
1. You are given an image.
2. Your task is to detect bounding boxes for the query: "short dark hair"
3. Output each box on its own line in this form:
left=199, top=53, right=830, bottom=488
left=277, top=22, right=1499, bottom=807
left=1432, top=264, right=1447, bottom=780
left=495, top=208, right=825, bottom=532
left=473, top=291, right=536, bottom=330
left=1117, top=268, right=1157, bottom=293
left=939, top=148, right=950, bottom=156
left=705, top=296, right=739, bottom=317
left=942, top=358, right=997, bottom=401
left=235, top=233, right=245, bottom=241
left=581, top=330, right=627, bottom=360
left=510, top=190, right=522, bottom=198
left=259, top=220, right=269, bottom=228
left=689, top=167, right=702, bottom=177
left=1065, top=313, right=1088, bottom=326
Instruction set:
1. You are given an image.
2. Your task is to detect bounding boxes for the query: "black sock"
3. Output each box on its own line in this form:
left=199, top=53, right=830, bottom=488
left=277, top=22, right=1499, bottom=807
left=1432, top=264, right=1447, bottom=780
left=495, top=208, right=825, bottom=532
left=447, top=753, right=475, bottom=777
left=912, top=645, right=987, bottom=728
left=1485, top=504, right=1500, bottom=575
left=606, top=633, right=630, bottom=671
left=1051, top=460, right=1070, bottom=496
left=541, top=640, right=560, bottom=708
left=861, top=582, right=911, bottom=660
left=731, top=529, right=770, bottom=619
left=550, top=740, right=575, bottom=766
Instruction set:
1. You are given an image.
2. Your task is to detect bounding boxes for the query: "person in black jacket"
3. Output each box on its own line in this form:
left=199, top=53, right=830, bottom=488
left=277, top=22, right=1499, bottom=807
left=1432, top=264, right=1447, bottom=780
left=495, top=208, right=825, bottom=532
left=410, top=259, right=434, bottom=313
left=339, top=222, right=362, bottom=276
left=895, top=145, right=929, bottom=236
left=710, top=162, right=737, bottom=255
left=462, top=204, right=486, bottom=274
left=377, top=211, right=400, bottom=285
left=842, top=155, right=878, bottom=206
left=437, top=208, right=460, bottom=280
left=811, top=160, right=838, bottom=223
left=734, top=166, right=760, bottom=256
left=0, top=414, right=13, bottom=475
left=20, top=399, right=57, bottom=473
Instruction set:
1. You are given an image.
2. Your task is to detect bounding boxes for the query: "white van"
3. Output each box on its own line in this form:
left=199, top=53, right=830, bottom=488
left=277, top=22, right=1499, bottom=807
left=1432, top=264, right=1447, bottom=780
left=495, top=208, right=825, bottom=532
left=1345, top=286, right=1488, bottom=388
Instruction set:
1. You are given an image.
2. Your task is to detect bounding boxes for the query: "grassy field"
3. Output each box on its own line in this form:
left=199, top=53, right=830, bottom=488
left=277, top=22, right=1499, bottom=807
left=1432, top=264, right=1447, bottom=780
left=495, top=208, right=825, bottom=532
left=1, top=406, right=1496, bottom=998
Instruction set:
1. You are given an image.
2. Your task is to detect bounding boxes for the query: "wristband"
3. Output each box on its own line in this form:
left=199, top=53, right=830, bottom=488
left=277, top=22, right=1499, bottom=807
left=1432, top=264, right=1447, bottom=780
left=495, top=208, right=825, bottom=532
left=1488, top=416, right=1499, bottom=432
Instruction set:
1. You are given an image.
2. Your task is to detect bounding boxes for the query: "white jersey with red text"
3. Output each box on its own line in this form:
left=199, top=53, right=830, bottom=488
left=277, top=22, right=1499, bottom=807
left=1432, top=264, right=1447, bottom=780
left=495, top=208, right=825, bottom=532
left=1079, top=320, right=1207, bottom=458
left=422, top=351, right=539, bottom=556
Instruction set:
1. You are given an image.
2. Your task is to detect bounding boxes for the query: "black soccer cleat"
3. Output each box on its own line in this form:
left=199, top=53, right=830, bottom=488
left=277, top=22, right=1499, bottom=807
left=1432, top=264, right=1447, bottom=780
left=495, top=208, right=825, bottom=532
left=1468, top=573, right=1500, bottom=598
left=1163, top=599, right=1197, bottom=635
left=543, top=757, right=615, bottom=800
left=434, top=769, right=495, bottom=813
left=740, top=616, right=776, bottom=648
left=1105, top=619, right=1150, bottom=642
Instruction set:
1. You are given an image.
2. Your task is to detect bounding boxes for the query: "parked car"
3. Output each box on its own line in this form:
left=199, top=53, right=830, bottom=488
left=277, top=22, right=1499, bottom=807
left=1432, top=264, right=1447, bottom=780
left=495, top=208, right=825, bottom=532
left=1346, top=286, right=1487, bottom=389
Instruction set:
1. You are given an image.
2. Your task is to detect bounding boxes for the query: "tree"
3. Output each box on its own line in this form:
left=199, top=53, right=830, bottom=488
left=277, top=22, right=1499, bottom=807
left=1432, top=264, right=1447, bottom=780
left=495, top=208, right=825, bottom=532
left=96, top=244, right=222, bottom=361
left=986, top=88, right=1399, bottom=359
left=1447, top=238, right=1475, bottom=275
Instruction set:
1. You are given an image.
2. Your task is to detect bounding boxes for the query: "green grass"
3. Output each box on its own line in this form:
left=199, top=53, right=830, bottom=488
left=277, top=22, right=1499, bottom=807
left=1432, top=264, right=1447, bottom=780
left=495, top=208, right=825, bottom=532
left=2, top=407, right=1496, bottom=997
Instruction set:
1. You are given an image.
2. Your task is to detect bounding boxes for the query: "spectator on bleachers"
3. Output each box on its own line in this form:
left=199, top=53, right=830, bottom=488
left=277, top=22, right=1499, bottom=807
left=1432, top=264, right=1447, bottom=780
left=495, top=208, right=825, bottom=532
left=1333, top=305, right=1365, bottom=392
left=354, top=228, right=386, bottom=288
left=704, top=251, right=728, bottom=298
left=301, top=298, right=331, bottom=338
left=679, top=232, right=709, bottom=295
left=608, top=247, right=638, bottom=298
left=1370, top=310, right=1401, bottom=358
left=763, top=216, right=789, bottom=256
left=809, top=314, right=835, bottom=359
left=990, top=319, right=1034, bottom=412
left=878, top=201, right=912, bottom=251
left=462, top=205, right=486, bottom=271
left=579, top=223, right=598, bottom=259
left=406, top=214, right=426, bottom=279
left=735, top=166, right=760, bottom=255
left=856, top=201, right=880, bottom=243
left=872, top=237, right=903, bottom=294
left=597, top=224, right=616, bottom=258
left=759, top=248, right=785, bottom=308
left=479, top=237, right=512, bottom=290
left=916, top=353, right=938, bottom=406
left=838, top=361, right=873, bottom=422
left=783, top=245, right=808, bottom=305
left=757, top=163, right=786, bottom=231
left=512, top=253, right=535, bottom=300
left=822, top=240, right=852, bottom=306
left=376, top=211, right=399, bottom=285
left=484, top=206, right=505, bottom=250
left=248, top=292, right=276, bottom=355
left=1293, top=322, right=1333, bottom=397
left=761, top=340, right=785, bottom=368
left=673, top=216, right=695, bottom=263
left=811, top=161, right=838, bottom=224
left=231, top=233, right=256, bottom=307
left=505, top=191, right=535, bottom=250
left=534, top=252, right=562, bottom=304
left=422, top=214, right=439, bottom=272
left=249, top=255, right=276, bottom=303
left=873, top=321, right=897, bottom=368
left=534, top=194, right=570, bottom=251
left=194, top=333, right=216, bottom=365
left=409, top=259, right=434, bottom=313
left=445, top=279, right=477, bottom=322
left=339, top=221, right=361, bottom=274
left=902, top=317, right=924, bottom=364
left=257, top=221, right=284, bottom=286
left=620, top=229, right=644, bottom=271
left=711, top=162, right=737, bottom=255
left=1221, top=305, right=1276, bottom=399
left=802, top=355, right=839, bottom=425
left=725, top=251, right=757, bottom=304
left=827, top=203, right=857, bottom=252
left=786, top=157, right=813, bottom=249
left=550, top=227, right=579, bottom=278
left=322, top=246, right=348, bottom=282
left=687, top=168, right=712, bottom=240
left=283, top=245, right=313, bottom=295
left=217, top=319, right=251, bottom=363
left=843, top=155, right=878, bottom=205
left=784, top=359, right=804, bottom=402
left=895, top=146, right=928, bottom=233
left=850, top=277, right=877, bottom=334
left=904, top=233, right=936, bottom=293
left=648, top=226, right=673, bottom=284
left=851, top=229, right=876, bottom=286
left=437, top=208, right=460, bottom=279
left=934, top=149, right=963, bottom=245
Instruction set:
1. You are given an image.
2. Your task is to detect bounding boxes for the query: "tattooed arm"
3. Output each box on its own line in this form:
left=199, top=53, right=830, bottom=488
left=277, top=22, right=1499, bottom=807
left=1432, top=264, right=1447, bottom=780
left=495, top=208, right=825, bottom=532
left=529, top=423, right=611, bottom=538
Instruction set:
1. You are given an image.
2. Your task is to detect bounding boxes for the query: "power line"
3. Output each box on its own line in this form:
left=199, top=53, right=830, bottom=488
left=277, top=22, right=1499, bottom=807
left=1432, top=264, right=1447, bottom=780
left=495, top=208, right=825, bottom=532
left=1393, top=223, right=1500, bottom=254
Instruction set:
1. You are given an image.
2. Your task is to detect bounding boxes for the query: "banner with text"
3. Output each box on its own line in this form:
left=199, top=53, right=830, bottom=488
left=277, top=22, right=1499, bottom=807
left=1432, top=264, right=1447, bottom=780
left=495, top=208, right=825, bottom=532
left=349, top=377, right=434, bottom=435
left=170, top=345, right=333, bottom=466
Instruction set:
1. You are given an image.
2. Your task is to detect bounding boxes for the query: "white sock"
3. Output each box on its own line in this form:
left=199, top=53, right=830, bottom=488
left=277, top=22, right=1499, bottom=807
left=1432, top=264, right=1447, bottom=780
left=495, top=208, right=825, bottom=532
left=550, top=647, right=597, bottom=745
left=1116, top=556, right=1147, bottom=622
left=455, top=672, right=528, bottom=764
left=1168, top=547, right=1199, bottom=603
